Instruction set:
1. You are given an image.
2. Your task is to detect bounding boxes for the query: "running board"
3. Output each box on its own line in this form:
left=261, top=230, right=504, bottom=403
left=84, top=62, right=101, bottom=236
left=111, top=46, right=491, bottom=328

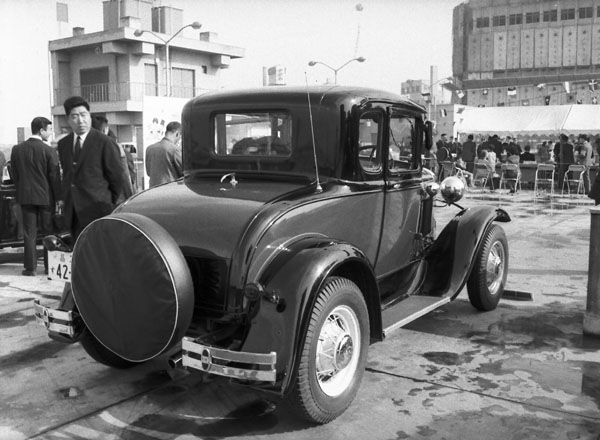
left=381, top=296, right=451, bottom=338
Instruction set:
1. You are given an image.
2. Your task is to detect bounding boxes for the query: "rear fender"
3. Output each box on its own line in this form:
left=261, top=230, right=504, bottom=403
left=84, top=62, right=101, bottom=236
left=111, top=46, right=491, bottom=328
left=240, top=237, right=380, bottom=394
left=422, top=206, right=510, bottom=297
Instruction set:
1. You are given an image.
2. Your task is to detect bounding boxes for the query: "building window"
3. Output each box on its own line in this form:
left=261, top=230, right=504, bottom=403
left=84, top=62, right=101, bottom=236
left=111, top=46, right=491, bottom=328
left=580, top=7, right=593, bottom=19
left=80, top=67, right=109, bottom=102
left=56, top=2, right=68, bottom=22
left=509, top=13, right=522, bottom=25
left=561, top=8, right=575, bottom=20
left=525, top=12, right=540, bottom=23
left=171, top=67, right=195, bottom=99
left=492, top=15, right=506, bottom=26
left=543, top=9, right=558, bottom=22
left=144, top=64, right=158, bottom=96
left=598, top=6, right=600, bottom=17
left=202, top=65, right=208, bottom=74
left=476, top=17, right=489, bottom=28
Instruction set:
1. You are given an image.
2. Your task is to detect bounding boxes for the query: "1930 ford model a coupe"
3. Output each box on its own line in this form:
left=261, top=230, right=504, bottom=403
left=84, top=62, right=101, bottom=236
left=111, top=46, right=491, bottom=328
left=34, top=86, right=509, bottom=424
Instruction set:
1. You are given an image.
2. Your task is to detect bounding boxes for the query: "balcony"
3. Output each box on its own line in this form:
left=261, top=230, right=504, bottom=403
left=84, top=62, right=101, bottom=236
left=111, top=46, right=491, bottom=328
left=54, top=82, right=205, bottom=108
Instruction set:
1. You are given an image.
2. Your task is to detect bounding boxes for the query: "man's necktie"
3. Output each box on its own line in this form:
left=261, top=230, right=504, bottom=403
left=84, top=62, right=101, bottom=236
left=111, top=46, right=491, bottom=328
left=74, top=136, right=81, bottom=163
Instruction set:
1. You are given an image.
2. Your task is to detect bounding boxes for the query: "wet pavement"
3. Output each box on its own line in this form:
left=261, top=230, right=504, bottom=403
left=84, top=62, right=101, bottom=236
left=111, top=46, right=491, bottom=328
left=1, top=189, right=599, bottom=439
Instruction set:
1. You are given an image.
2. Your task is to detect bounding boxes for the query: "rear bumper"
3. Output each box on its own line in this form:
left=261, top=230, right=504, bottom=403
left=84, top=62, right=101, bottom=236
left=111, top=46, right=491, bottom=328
left=181, top=337, right=277, bottom=382
left=33, top=299, right=80, bottom=341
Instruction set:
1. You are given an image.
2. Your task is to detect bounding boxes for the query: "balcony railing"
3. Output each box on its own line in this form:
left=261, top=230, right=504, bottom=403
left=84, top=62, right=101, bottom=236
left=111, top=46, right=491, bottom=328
left=54, top=82, right=203, bottom=106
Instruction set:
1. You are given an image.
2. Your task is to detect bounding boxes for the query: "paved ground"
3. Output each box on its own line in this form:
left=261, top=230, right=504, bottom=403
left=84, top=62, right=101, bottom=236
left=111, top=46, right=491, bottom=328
left=1, top=189, right=599, bottom=440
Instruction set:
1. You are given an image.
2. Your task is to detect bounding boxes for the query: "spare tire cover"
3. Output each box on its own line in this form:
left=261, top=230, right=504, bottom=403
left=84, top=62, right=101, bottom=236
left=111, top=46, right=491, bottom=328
left=71, top=212, right=194, bottom=362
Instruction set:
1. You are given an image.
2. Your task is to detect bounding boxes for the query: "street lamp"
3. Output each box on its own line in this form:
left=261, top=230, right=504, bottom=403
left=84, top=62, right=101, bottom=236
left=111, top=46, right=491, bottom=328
left=424, top=76, right=453, bottom=126
left=134, top=21, right=202, bottom=97
left=307, top=57, right=366, bottom=84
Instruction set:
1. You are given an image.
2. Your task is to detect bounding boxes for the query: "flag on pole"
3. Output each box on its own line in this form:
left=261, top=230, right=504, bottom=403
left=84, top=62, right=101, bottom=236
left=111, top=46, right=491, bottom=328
left=536, top=83, right=546, bottom=90
left=589, top=79, right=598, bottom=91
left=457, top=90, right=465, bottom=99
left=564, top=81, right=570, bottom=93
left=507, top=87, right=517, bottom=96
left=439, top=108, right=447, bottom=117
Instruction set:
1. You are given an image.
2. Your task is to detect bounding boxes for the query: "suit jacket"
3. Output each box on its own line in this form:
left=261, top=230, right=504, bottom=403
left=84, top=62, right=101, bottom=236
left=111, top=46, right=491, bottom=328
left=57, top=128, right=128, bottom=233
left=10, top=138, right=60, bottom=206
left=145, top=138, right=183, bottom=187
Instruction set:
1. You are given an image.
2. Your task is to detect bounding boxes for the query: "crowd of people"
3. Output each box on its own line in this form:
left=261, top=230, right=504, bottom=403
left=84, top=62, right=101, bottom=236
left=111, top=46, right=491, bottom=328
left=7, top=96, right=183, bottom=276
left=424, top=132, right=600, bottom=200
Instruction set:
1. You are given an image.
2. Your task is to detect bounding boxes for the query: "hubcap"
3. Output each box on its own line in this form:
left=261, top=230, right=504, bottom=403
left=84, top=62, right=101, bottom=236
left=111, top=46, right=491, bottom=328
left=315, top=305, right=360, bottom=397
left=486, top=240, right=505, bottom=295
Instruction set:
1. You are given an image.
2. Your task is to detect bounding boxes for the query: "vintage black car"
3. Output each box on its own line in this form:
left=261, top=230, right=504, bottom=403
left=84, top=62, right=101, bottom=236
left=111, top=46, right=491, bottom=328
left=34, top=86, right=510, bottom=424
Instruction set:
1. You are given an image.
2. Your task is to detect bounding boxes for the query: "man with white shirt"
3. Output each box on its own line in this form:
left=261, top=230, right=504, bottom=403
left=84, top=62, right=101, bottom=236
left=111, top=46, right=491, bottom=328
left=10, top=117, right=60, bottom=275
left=56, top=96, right=128, bottom=239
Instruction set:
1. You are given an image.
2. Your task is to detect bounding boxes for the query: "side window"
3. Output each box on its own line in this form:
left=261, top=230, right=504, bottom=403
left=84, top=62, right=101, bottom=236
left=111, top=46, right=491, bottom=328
left=358, top=111, right=383, bottom=174
left=388, top=116, right=417, bottom=172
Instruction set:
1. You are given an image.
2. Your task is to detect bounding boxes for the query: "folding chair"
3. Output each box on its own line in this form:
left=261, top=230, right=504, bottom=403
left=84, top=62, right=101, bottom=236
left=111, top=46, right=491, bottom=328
left=499, top=163, right=521, bottom=194
left=473, top=163, right=494, bottom=196
left=534, top=163, right=555, bottom=199
left=438, top=161, right=456, bottom=181
left=561, top=164, right=586, bottom=196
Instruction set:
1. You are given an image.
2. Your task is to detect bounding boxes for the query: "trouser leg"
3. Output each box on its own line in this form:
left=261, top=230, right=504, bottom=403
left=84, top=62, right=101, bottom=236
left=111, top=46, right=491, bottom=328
left=21, top=205, right=38, bottom=272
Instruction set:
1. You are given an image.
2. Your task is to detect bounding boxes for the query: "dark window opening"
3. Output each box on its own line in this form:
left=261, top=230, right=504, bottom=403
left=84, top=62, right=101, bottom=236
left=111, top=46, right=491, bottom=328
left=80, top=67, right=109, bottom=102
left=476, top=17, right=489, bottom=28
left=561, top=8, right=575, bottom=20
left=509, top=13, right=522, bottom=25
left=492, top=15, right=506, bottom=26
left=543, top=9, right=558, bottom=22
left=525, top=12, right=540, bottom=23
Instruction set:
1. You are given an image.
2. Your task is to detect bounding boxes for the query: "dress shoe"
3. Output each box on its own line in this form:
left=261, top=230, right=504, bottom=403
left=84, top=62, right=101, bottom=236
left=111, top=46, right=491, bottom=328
left=22, top=270, right=36, bottom=276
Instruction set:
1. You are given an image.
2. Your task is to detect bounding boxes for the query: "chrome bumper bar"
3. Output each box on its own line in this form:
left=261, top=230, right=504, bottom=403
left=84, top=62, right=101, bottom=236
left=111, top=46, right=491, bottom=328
left=33, top=299, right=76, bottom=336
left=181, top=337, right=277, bottom=382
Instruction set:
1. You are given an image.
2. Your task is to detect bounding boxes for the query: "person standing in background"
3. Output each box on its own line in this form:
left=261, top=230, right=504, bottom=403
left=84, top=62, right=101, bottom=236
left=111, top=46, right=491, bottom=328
left=577, top=134, right=594, bottom=194
left=461, top=134, right=477, bottom=173
left=554, top=134, right=575, bottom=190
left=145, top=121, right=183, bottom=187
left=10, top=117, right=60, bottom=276
left=57, top=96, right=128, bottom=239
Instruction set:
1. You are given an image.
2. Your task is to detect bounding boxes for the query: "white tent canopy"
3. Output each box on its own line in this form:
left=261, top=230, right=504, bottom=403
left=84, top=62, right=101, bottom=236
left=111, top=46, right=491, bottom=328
left=456, top=104, right=600, bottom=136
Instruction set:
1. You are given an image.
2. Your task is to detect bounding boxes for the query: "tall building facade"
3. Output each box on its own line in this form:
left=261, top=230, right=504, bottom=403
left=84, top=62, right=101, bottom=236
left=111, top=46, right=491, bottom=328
left=453, top=0, right=600, bottom=107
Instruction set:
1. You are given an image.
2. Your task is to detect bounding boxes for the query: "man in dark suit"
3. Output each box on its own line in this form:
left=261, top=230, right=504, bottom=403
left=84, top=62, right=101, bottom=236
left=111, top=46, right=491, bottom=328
left=10, top=117, right=60, bottom=276
left=57, top=96, right=128, bottom=239
left=553, top=133, right=575, bottom=190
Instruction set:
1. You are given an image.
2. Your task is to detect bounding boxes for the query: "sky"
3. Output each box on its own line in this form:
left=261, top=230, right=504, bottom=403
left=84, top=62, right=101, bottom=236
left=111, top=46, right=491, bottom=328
left=0, top=0, right=463, bottom=146
left=162, top=0, right=464, bottom=90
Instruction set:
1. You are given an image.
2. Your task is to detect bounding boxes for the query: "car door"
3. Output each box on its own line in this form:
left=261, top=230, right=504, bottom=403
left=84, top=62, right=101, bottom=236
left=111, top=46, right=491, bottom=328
left=374, top=107, right=425, bottom=303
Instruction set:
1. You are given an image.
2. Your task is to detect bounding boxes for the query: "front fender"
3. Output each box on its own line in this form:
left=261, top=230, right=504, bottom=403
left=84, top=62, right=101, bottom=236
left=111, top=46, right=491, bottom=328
left=422, top=205, right=510, bottom=297
left=240, top=237, right=378, bottom=395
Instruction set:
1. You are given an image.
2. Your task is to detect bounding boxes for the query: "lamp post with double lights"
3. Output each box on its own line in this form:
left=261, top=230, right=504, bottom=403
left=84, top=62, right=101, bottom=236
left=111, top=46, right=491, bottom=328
left=307, top=57, right=366, bottom=84
left=134, top=21, right=202, bottom=97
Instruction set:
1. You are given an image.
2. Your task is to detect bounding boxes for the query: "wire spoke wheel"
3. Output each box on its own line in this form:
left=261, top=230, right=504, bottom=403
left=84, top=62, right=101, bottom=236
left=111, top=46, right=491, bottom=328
left=467, top=224, right=508, bottom=311
left=288, top=277, right=369, bottom=424
left=315, top=305, right=360, bottom=397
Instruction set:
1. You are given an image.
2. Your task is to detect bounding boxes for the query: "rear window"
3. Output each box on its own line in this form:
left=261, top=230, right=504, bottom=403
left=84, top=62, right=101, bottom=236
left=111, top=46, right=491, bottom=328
left=212, top=111, right=292, bottom=157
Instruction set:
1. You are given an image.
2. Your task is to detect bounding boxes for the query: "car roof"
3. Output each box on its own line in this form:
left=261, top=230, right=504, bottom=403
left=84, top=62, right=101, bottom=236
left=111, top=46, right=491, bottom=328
left=186, top=85, right=425, bottom=114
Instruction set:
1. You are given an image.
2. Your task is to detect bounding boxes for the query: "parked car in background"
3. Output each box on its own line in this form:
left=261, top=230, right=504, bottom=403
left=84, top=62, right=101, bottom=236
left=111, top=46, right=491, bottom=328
left=0, top=162, right=67, bottom=249
left=34, top=86, right=510, bottom=424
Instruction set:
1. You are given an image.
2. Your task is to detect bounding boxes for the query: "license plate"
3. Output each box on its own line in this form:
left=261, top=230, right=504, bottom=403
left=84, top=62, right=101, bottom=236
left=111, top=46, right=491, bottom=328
left=48, top=251, right=72, bottom=281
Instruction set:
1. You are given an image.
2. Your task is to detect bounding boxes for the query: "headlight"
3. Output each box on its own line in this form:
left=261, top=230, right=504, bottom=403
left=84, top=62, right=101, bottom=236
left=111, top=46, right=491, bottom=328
left=440, top=176, right=465, bottom=203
